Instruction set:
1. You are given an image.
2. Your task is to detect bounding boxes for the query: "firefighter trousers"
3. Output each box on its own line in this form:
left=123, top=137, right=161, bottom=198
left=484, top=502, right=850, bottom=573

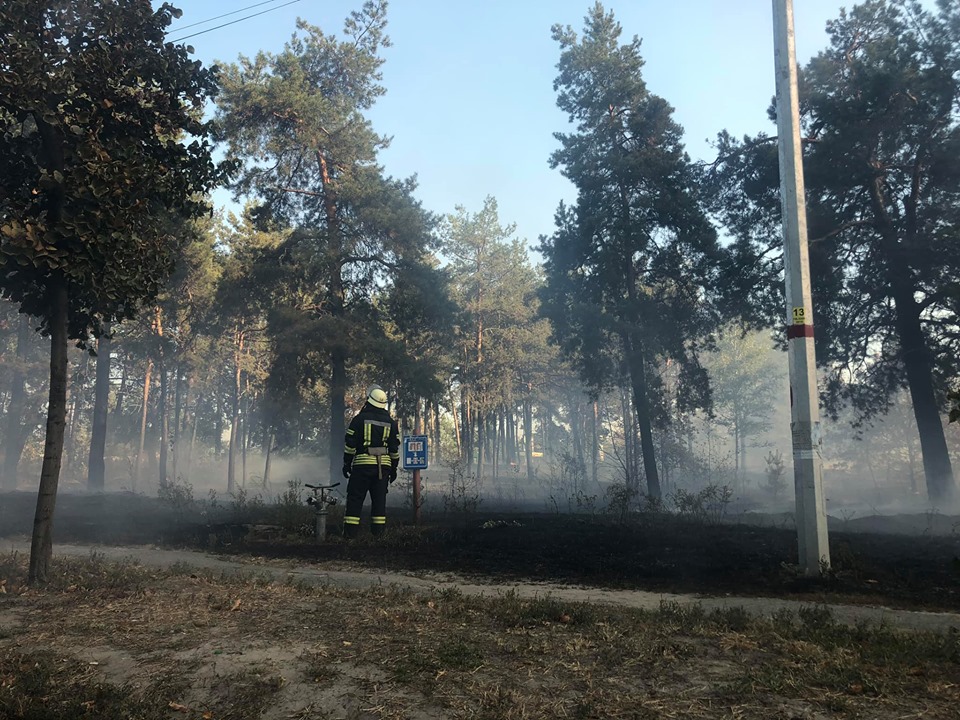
left=343, top=464, right=388, bottom=538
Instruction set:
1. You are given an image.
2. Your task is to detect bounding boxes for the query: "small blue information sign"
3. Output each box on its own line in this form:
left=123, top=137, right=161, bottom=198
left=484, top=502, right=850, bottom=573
left=402, top=435, right=428, bottom=470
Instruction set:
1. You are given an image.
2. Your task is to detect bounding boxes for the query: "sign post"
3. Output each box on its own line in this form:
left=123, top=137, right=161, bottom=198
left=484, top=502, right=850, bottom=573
left=402, top=435, right=428, bottom=525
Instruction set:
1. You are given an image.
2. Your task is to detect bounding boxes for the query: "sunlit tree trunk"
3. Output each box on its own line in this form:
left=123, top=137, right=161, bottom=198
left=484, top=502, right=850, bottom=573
left=227, top=327, right=243, bottom=493
left=134, top=359, right=152, bottom=492
left=87, top=326, right=111, bottom=491
left=63, top=352, right=89, bottom=479
left=523, top=396, right=534, bottom=485
left=156, top=308, right=169, bottom=489
left=172, top=360, right=183, bottom=483
left=449, top=386, right=461, bottom=458
left=112, top=351, right=126, bottom=422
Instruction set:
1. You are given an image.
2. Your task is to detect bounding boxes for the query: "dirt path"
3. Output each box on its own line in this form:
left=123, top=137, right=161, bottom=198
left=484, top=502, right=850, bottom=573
left=6, top=538, right=960, bottom=633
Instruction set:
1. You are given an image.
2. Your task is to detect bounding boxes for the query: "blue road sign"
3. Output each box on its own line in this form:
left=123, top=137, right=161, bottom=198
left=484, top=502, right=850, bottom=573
left=402, top=435, right=428, bottom=470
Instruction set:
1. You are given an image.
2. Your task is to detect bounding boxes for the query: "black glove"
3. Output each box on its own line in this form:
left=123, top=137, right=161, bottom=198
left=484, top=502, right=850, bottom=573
left=342, top=464, right=351, bottom=479
left=388, top=467, right=398, bottom=484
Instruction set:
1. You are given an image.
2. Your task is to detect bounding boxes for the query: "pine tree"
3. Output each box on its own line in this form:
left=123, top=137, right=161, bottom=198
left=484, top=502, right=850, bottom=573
left=540, top=3, right=719, bottom=499
left=709, top=0, right=960, bottom=501
left=216, top=2, right=440, bottom=481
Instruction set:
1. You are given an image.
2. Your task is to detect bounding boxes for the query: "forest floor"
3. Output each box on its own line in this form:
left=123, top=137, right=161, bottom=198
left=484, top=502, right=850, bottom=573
left=1, top=491, right=960, bottom=718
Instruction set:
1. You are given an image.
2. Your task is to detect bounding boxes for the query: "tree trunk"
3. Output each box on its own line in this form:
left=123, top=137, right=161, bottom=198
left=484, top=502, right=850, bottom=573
left=450, top=386, right=461, bottom=457
left=476, top=413, right=485, bottom=480
left=134, top=359, right=152, bottom=492
left=263, top=432, right=274, bottom=487
left=571, top=393, right=585, bottom=492
left=156, top=308, right=169, bottom=489
left=227, top=328, right=243, bottom=493
left=158, top=359, right=169, bottom=489
left=433, top=400, right=442, bottom=462
left=28, top=280, right=68, bottom=583
left=172, top=360, right=183, bottom=483
left=2, top=315, right=31, bottom=489
left=733, top=412, right=741, bottom=488
left=241, top=381, right=249, bottom=488
left=462, top=389, right=473, bottom=474
left=869, top=177, right=955, bottom=502
left=493, top=411, right=500, bottom=478
left=740, top=424, right=747, bottom=487
left=214, top=384, right=223, bottom=458
left=622, top=331, right=660, bottom=499
left=112, top=351, right=126, bottom=422
left=523, top=396, right=534, bottom=486
left=329, top=346, right=347, bottom=484
left=186, top=396, right=199, bottom=481
left=895, top=286, right=955, bottom=502
left=591, top=400, right=599, bottom=486
left=619, top=386, right=634, bottom=490
left=63, top=352, right=88, bottom=479
left=86, top=327, right=111, bottom=491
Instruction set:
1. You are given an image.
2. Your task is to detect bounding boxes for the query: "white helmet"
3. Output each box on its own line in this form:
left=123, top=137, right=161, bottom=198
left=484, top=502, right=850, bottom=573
left=367, top=385, right=387, bottom=409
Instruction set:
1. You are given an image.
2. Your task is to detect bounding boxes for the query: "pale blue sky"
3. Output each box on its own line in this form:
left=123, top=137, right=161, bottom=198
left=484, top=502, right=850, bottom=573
left=167, top=0, right=918, bottom=247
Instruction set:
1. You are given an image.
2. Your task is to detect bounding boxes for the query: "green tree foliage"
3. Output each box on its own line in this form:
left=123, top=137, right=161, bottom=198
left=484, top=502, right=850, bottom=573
left=540, top=3, right=720, bottom=498
left=0, top=1, right=222, bottom=581
left=706, top=328, right=785, bottom=485
left=443, top=197, right=550, bottom=477
left=379, top=256, right=457, bottom=420
left=216, top=2, right=443, bottom=480
left=709, top=0, right=960, bottom=501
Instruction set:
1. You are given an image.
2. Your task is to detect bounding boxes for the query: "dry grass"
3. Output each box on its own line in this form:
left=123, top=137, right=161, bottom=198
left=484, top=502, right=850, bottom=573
left=1, top=552, right=959, bottom=719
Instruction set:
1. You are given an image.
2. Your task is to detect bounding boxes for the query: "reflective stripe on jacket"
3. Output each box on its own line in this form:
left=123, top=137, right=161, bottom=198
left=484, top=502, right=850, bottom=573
left=343, top=403, right=401, bottom=468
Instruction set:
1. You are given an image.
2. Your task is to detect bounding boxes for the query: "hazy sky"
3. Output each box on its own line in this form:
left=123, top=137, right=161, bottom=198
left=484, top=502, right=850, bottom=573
left=167, top=0, right=919, bottom=248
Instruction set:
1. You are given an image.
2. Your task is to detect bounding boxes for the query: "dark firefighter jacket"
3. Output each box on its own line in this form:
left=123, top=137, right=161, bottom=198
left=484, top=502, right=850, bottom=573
left=343, top=402, right=401, bottom=471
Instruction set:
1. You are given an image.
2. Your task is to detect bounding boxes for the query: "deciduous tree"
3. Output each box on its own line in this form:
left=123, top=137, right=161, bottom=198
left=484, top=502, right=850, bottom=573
left=0, top=0, right=221, bottom=581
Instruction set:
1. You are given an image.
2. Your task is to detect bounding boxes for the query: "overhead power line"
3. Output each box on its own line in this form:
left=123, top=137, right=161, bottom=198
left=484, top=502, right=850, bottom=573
left=167, top=0, right=283, bottom=34
left=167, top=0, right=302, bottom=44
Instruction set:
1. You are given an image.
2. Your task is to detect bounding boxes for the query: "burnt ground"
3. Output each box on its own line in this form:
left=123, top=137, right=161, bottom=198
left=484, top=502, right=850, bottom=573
left=2, top=489, right=959, bottom=612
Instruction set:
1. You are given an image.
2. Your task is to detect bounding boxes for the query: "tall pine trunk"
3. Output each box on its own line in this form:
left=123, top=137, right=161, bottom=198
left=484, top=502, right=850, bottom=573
left=112, top=352, right=126, bottom=421
left=622, top=330, right=660, bottom=499
left=316, top=150, right=348, bottom=485
left=263, top=432, right=274, bottom=487
left=227, top=328, right=243, bottom=493
left=475, top=413, right=485, bottom=480
left=158, top=360, right=169, bottom=489
left=450, top=386, right=461, bottom=457
left=591, top=400, right=599, bottom=486
left=523, top=396, right=534, bottom=485
left=62, top=352, right=88, bottom=479
left=29, top=280, right=68, bottom=583
left=134, top=359, right=152, bottom=491
left=87, top=327, right=111, bottom=491
left=894, top=285, right=954, bottom=501
left=172, top=360, right=183, bottom=483
left=156, top=308, right=168, bottom=489
left=870, top=178, right=955, bottom=502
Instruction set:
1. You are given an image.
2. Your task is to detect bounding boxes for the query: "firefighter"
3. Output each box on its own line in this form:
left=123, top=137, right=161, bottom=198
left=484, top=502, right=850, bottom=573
left=342, top=385, right=400, bottom=538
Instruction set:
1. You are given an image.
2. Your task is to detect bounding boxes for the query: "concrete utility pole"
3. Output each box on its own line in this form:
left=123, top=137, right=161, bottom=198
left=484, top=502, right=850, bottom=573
left=771, top=0, right=830, bottom=575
